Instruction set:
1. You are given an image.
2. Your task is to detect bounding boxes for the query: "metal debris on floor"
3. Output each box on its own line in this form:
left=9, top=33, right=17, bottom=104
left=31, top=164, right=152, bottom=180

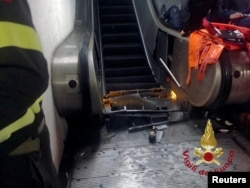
left=67, top=116, right=250, bottom=188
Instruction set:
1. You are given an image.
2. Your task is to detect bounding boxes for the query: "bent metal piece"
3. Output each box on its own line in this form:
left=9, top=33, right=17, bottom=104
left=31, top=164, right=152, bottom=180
left=159, top=58, right=190, bottom=100
left=103, top=88, right=182, bottom=114
left=128, top=120, right=168, bottom=133
left=159, top=58, right=181, bottom=87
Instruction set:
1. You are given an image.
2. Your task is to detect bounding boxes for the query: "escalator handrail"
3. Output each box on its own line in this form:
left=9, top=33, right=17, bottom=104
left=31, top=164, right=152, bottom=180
left=93, top=0, right=107, bottom=95
left=147, top=0, right=189, bottom=42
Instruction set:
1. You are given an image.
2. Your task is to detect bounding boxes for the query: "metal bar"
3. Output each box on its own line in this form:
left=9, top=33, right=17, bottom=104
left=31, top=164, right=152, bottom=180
left=104, top=108, right=182, bottom=114
left=128, top=120, right=168, bottom=133
left=159, top=58, right=190, bottom=100
left=159, top=58, right=181, bottom=87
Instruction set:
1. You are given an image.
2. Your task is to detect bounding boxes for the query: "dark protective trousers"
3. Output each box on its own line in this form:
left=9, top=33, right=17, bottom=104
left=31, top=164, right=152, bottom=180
left=233, top=16, right=250, bottom=28
left=0, top=125, right=60, bottom=188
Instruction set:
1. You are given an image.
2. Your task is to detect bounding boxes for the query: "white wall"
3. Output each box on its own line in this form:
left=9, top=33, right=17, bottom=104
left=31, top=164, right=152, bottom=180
left=27, top=0, right=76, bottom=170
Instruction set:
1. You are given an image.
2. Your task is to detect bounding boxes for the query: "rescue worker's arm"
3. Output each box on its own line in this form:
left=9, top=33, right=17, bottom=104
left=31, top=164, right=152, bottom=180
left=0, top=0, right=49, bottom=156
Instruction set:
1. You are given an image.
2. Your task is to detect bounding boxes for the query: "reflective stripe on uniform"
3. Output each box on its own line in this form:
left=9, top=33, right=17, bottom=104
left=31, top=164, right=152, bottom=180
left=9, top=118, right=45, bottom=156
left=0, top=21, right=42, bottom=51
left=0, top=96, right=43, bottom=143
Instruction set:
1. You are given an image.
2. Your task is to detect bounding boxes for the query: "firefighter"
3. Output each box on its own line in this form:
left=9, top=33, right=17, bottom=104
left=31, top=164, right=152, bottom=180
left=0, top=0, right=60, bottom=187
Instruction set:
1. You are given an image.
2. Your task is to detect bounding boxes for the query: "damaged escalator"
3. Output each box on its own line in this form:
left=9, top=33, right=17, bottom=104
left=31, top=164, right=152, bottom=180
left=99, top=0, right=160, bottom=92
left=98, top=0, right=188, bottom=132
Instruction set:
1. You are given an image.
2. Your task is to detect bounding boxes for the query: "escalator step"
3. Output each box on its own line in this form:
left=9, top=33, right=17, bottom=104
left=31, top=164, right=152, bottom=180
left=101, top=23, right=138, bottom=33
left=106, top=83, right=160, bottom=92
left=102, top=33, right=141, bottom=44
left=100, top=6, right=133, bottom=15
left=99, top=0, right=132, bottom=6
left=105, top=75, right=156, bottom=84
left=100, top=14, right=136, bottom=24
left=103, top=43, right=144, bottom=55
left=105, top=66, right=153, bottom=77
left=103, top=54, right=147, bottom=68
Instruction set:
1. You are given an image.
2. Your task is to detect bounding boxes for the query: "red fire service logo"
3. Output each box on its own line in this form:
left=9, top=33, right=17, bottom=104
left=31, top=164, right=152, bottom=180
left=193, top=119, right=223, bottom=165
left=183, top=119, right=234, bottom=176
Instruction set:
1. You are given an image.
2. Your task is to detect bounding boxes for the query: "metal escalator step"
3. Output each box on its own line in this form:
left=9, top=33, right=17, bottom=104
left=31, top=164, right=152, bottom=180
left=105, top=66, right=153, bottom=77
left=105, top=75, right=156, bottom=84
left=103, top=43, right=144, bottom=55
left=100, top=6, right=134, bottom=15
left=103, top=54, right=146, bottom=68
left=106, top=83, right=160, bottom=92
left=102, top=33, right=141, bottom=44
left=101, top=23, right=138, bottom=33
left=100, top=14, right=136, bottom=24
left=99, top=0, right=132, bottom=6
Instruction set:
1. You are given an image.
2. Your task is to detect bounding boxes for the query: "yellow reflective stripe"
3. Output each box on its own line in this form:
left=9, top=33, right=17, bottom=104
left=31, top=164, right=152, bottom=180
left=30, top=96, right=43, bottom=113
left=0, top=109, right=35, bottom=143
left=0, top=96, right=43, bottom=143
left=0, top=22, right=42, bottom=51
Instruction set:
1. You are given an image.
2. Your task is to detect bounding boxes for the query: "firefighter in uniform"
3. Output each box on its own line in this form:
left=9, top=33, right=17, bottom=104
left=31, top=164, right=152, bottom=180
left=0, top=0, right=60, bottom=187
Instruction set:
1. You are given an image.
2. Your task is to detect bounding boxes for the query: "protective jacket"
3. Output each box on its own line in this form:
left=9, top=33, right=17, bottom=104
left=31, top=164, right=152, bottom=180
left=0, top=0, right=49, bottom=157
